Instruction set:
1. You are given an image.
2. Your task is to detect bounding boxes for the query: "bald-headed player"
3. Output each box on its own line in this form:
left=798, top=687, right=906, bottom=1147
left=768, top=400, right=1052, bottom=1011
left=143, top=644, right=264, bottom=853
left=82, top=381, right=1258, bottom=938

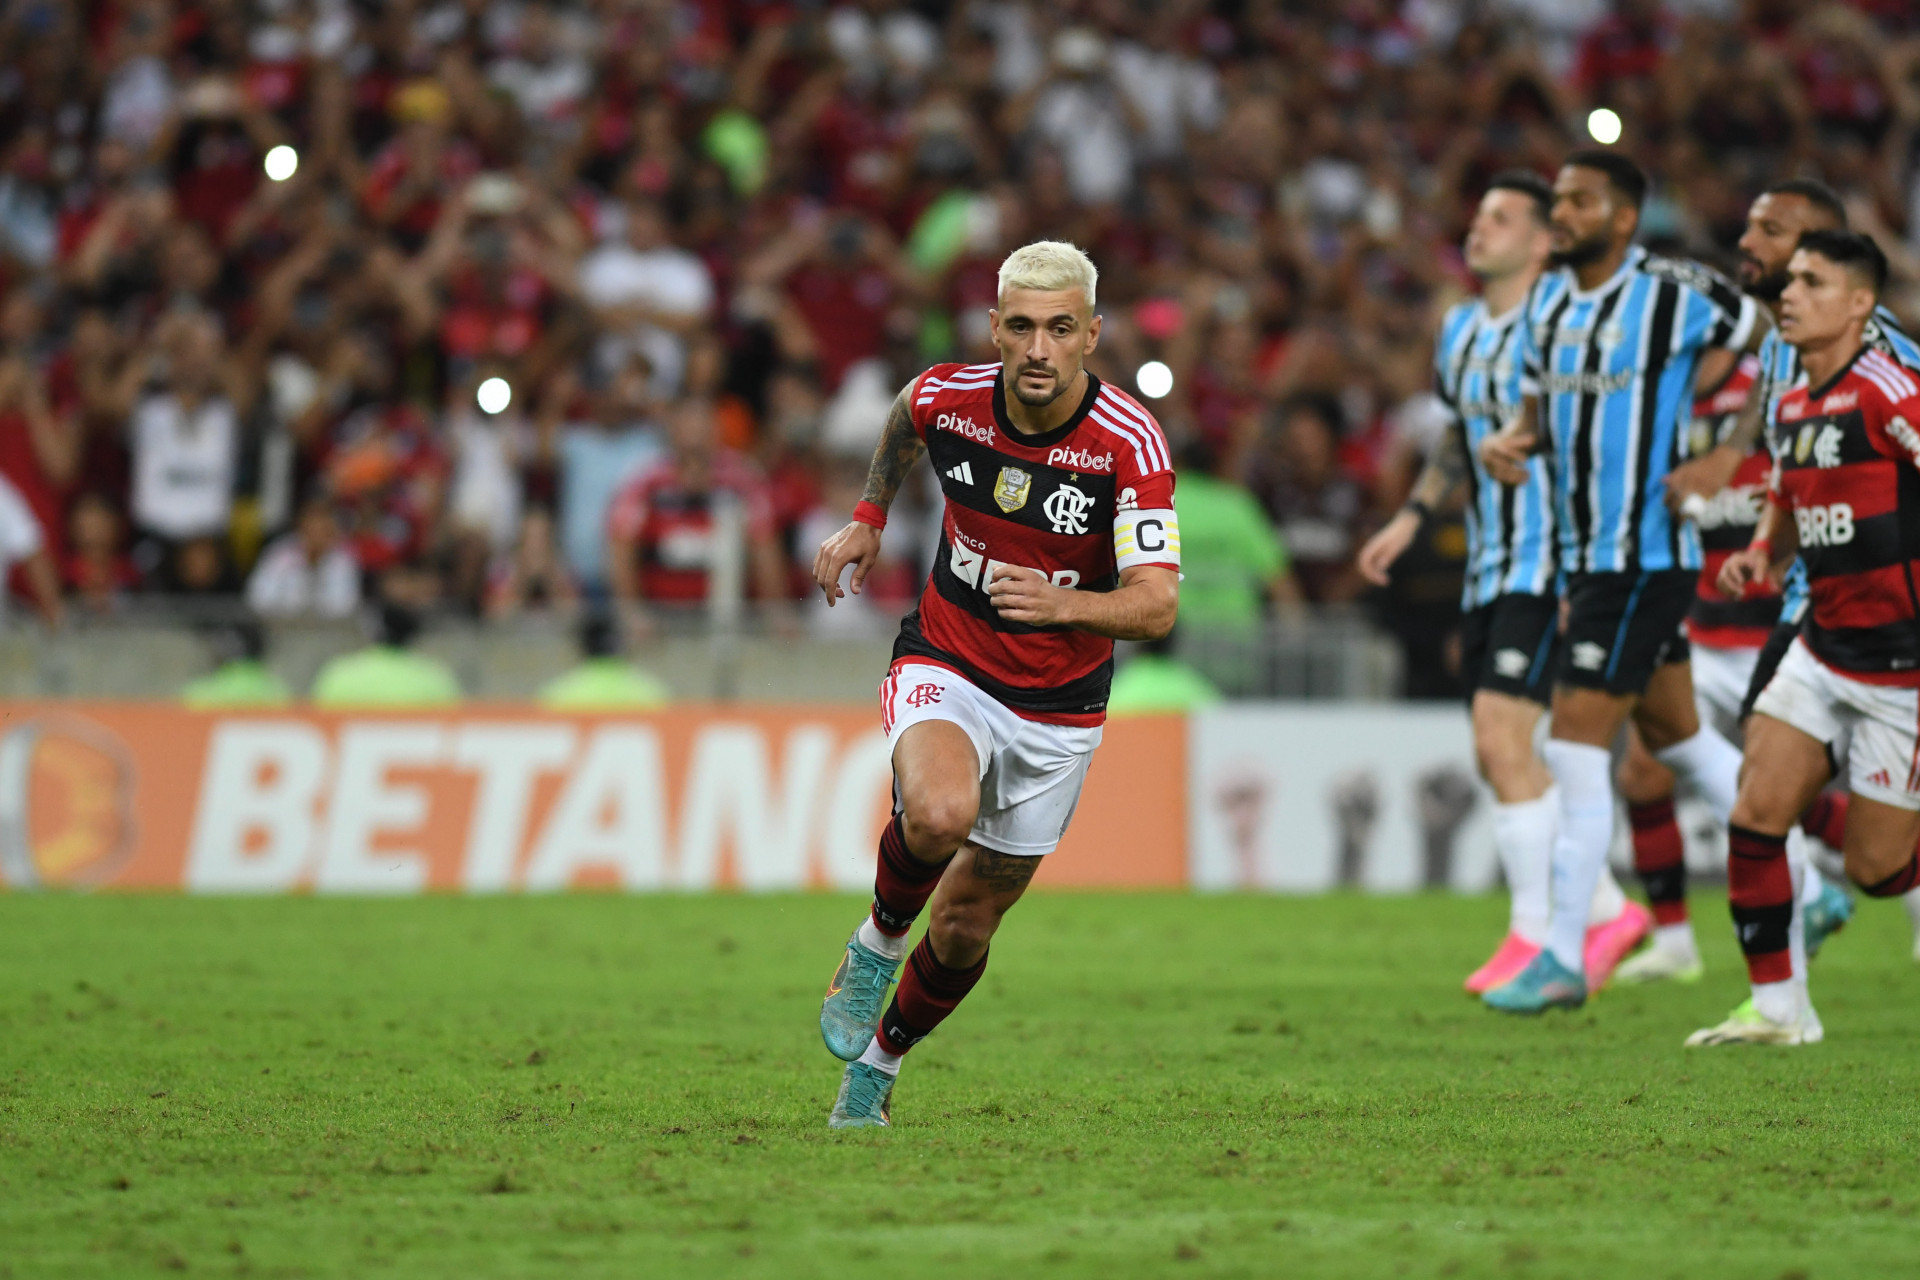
left=812, top=242, right=1180, bottom=1127
left=1613, top=180, right=1861, bottom=984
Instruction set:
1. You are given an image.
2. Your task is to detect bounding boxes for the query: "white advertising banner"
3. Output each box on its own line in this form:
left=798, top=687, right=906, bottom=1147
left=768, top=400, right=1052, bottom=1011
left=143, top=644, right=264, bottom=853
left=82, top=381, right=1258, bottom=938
left=1187, top=704, right=1728, bottom=893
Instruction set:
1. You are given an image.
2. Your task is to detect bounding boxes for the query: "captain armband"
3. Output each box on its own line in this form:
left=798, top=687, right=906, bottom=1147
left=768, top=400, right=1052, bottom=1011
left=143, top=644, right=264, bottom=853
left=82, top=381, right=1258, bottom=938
left=1114, top=508, right=1181, bottom=570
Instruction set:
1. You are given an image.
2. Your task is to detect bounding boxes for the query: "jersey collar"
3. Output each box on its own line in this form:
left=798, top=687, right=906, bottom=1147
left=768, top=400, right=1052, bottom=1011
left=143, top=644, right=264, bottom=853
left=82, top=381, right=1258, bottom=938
left=1566, top=244, right=1646, bottom=302
left=1802, top=341, right=1869, bottom=404
left=991, top=369, right=1103, bottom=450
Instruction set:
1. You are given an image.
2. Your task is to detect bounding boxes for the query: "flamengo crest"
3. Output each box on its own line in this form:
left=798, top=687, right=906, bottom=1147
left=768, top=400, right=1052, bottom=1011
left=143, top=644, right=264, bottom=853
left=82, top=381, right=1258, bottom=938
left=1044, top=482, right=1095, bottom=534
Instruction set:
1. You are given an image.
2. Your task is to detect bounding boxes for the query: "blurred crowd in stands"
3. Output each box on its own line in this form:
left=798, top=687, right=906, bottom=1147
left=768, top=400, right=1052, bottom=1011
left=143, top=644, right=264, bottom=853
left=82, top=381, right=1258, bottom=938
left=0, top=0, right=1917, bottom=694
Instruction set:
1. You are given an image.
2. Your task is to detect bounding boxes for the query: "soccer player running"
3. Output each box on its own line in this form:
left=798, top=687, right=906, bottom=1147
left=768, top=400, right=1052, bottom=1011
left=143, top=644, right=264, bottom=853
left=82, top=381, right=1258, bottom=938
left=1358, top=171, right=1650, bottom=995
left=1613, top=181, right=1862, bottom=985
left=1478, top=151, right=1770, bottom=1014
left=1689, top=231, right=1920, bottom=1045
left=810, top=242, right=1180, bottom=1127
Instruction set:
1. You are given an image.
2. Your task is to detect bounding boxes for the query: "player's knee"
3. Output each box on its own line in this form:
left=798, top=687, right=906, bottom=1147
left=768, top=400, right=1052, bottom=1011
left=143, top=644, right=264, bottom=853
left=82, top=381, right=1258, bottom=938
left=1615, top=752, right=1672, bottom=806
left=902, top=791, right=977, bottom=856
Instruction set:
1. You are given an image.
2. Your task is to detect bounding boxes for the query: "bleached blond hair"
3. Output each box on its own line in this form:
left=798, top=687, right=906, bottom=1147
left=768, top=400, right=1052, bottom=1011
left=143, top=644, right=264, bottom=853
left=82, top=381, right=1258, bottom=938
left=996, top=240, right=1098, bottom=311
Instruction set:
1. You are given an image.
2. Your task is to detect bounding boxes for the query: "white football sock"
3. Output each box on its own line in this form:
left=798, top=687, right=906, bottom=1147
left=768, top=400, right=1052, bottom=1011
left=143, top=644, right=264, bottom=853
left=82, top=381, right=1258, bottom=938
left=856, top=1037, right=902, bottom=1076
left=858, top=916, right=912, bottom=962
left=1542, top=740, right=1616, bottom=974
left=1905, top=887, right=1920, bottom=936
left=1653, top=728, right=1741, bottom=822
left=1587, top=865, right=1627, bottom=925
left=1790, top=826, right=1822, bottom=909
left=1652, top=922, right=1698, bottom=954
left=1493, top=789, right=1557, bottom=944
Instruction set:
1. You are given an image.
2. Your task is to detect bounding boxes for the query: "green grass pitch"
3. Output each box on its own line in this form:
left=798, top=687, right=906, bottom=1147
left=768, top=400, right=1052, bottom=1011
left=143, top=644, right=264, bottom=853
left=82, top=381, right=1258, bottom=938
left=3, top=891, right=1918, bottom=1279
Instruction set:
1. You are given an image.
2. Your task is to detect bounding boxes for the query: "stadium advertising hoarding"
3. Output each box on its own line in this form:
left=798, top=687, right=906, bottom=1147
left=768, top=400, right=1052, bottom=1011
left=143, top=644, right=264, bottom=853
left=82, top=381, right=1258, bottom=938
left=0, top=705, right=1184, bottom=893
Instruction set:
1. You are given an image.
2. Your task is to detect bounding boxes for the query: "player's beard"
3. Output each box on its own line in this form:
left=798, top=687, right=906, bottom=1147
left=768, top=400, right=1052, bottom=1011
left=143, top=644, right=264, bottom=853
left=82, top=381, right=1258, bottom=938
left=1548, top=229, right=1612, bottom=269
left=1741, top=255, right=1789, bottom=301
left=1009, top=365, right=1072, bottom=407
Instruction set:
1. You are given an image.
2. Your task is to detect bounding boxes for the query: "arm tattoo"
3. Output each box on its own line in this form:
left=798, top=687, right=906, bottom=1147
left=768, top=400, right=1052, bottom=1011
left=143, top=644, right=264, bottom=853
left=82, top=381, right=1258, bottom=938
left=860, top=383, right=927, bottom=510
left=971, top=845, right=1040, bottom=892
left=1408, top=421, right=1470, bottom=510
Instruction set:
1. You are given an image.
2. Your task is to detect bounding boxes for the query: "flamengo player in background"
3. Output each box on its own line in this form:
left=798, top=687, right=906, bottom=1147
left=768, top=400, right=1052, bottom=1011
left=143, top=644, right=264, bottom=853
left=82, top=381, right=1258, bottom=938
left=1478, top=151, right=1769, bottom=1014
left=1690, top=231, right=1920, bottom=1046
left=809, top=242, right=1179, bottom=1127
left=1357, top=171, right=1648, bottom=995
left=1613, top=181, right=1859, bottom=985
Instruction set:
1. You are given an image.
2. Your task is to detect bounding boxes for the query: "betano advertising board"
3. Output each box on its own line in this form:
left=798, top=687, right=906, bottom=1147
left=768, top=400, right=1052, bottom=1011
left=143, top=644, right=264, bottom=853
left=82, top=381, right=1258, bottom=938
left=0, top=705, right=1183, bottom=893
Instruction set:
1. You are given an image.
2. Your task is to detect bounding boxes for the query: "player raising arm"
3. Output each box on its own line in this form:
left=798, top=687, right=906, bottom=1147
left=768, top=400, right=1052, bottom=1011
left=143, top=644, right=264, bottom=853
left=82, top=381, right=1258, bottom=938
left=811, top=241, right=1179, bottom=1127
left=1688, top=232, right=1920, bottom=1046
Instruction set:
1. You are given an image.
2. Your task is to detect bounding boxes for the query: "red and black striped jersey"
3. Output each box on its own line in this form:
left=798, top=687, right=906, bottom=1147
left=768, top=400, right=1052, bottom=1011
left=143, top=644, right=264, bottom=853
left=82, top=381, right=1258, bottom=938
left=1686, top=355, right=1780, bottom=649
left=1768, top=347, right=1920, bottom=685
left=893, top=362, right=1181, bottom=725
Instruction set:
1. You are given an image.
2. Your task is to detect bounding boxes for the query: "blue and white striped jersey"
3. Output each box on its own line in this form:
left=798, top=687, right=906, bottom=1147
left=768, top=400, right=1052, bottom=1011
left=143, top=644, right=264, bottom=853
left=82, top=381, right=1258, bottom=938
left=1434, top=297, right=1557, bottom=607
left=1758, top=305, right=1920, bottom=629
left=1520, top=247, right=1759, bottom=575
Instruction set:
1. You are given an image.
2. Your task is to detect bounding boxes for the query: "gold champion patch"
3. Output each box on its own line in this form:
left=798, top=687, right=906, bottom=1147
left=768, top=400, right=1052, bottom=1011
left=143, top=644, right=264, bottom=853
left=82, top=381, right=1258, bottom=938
left=994, top=466, right=1032, bottom=513
left=1795, top=424, right=1815, bottom=464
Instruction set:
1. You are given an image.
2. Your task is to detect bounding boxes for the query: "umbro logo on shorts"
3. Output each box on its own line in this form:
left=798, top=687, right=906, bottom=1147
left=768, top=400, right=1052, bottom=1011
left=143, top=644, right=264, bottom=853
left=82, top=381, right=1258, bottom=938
left=946, top=461, right=974, bottom=485
left=1492, top=648, right=1530, bottom=679
left=1572, top=641, right=1608, bottom=671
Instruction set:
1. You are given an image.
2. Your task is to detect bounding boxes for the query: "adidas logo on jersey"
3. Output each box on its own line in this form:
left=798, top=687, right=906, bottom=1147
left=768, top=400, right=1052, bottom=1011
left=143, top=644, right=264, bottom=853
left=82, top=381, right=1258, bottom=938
left=946, top=461, right=974, bottom=485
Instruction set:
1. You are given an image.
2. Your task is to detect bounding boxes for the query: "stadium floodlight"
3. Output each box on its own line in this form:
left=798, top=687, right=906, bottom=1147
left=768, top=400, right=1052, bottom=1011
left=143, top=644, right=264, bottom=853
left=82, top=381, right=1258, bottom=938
left=1586, top=108, right=1623, bottom=146
left=264, top=145, right=300, bottom=182
left=1136, top=360, right=1174, bottom=399
left=477, top=377, right=512, bottom=414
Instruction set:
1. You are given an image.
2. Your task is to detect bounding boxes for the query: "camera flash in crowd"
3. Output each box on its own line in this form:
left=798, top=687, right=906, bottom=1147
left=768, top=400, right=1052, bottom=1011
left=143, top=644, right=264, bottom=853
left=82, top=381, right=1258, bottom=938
left=477, top=377, right=512, bottom=415
left=1586, top=108, right=1622, bottom=146
left=1136, top=361, right=1174, bottom=399
left=264, top=145, right=300, bottom=182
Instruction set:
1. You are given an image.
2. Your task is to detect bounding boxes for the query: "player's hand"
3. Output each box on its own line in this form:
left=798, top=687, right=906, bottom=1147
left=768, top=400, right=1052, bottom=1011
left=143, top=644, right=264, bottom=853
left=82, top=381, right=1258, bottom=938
left=1717, top=545, right=1770, bottom=599
left=812, top=520, right=882, bottom=606
left=1665, top=444, right=1742, bottom=512
left=987, top=564, right=1072, bottom=627
left=1356, top=509, right=1420, bottom=587
left=1478, top=428, right=1535, bottom=486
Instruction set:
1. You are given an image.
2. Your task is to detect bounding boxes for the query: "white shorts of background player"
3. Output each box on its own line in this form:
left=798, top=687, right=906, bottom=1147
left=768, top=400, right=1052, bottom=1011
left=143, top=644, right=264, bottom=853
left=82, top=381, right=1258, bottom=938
left=881, top=662, right=1101, bottom=856
left=1753, top=638, right=1920, bottom=812
left=1691, top=642, right=1760, bottom=742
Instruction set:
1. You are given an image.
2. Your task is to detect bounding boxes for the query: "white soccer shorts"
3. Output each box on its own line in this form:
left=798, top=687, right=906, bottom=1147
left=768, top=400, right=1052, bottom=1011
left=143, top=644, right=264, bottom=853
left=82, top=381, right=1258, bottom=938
left=1752, top=639, right=1920, bottom=811
left=1691, top=642, right=1759, bottom=741
left=880, top=662, right=1102, bottom=856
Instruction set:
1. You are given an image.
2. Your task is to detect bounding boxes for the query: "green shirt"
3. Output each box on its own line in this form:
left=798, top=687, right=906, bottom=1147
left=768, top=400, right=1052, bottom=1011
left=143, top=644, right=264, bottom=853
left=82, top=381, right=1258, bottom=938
left=181, top=660, right=295, bottom=709
left=538, top=659, right=672, bottom=711
left=1175, top=470, right=1288, bottom=631
left=1106, top=654, right=1223, bottom=716
left=310, top=646, right=463, bottom=709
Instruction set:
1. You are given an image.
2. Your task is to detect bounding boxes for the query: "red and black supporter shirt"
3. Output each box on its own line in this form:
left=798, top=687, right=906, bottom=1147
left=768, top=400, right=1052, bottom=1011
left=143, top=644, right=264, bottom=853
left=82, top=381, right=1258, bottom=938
left=1768, top=348, right=1920, bottom=686
left=895, top=363, right=1182, bottom=726
left=1686, top=355, right=1781, bottom=649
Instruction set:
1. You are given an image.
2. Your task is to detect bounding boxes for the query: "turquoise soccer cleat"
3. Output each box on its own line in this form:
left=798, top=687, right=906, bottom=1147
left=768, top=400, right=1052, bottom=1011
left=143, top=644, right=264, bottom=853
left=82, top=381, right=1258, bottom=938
left=1804, top=878, right=1853, bottom=960
left=820, top=932, right=901, bottom=1061
left=828, top=1061, right=895, bottom=1129
left=1482, top=949, right=1588, bottom=1014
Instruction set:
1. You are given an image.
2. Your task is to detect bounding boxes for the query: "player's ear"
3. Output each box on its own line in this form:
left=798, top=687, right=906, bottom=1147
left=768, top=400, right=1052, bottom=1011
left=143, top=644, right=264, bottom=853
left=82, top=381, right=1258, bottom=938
left=1084, top=313, right=1102, bottom=354
left=987, top=308, right=1001, bottom=343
